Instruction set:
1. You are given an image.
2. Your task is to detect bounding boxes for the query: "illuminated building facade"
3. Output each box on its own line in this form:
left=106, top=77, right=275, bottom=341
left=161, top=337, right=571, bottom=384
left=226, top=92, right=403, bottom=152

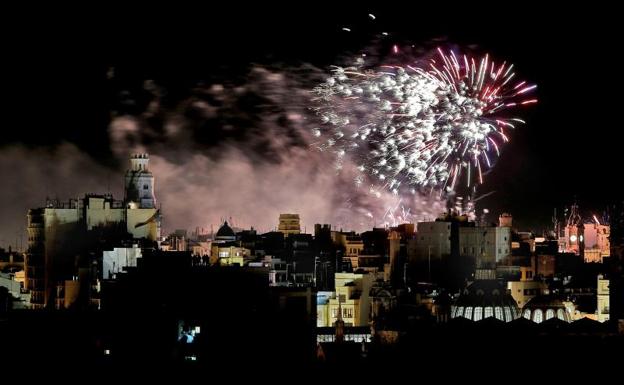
left=597, top=275, right=609, bottom=323
left=278, top=214, right=301, bottom=237
left=210, top=245, right=251, bottom=266
left=24, top=154, right=161, bottom=308
left=459, top=226, right=512, bottom=265
left=507, top=267, right=547, bottom=309
left=316, top=272, right=374, bottom=327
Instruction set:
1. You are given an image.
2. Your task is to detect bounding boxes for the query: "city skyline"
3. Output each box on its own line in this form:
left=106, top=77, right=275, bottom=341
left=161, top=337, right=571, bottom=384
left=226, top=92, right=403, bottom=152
left=1, top=4, right=623, bottom=375
left=1, top=6, right=622, bottom=245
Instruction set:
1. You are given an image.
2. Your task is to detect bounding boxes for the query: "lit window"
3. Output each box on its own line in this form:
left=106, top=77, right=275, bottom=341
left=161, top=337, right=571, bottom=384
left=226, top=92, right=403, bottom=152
left=495, top=307, right=503, bottom=321
left=474, top=307, right=483, bottom=321
left=557, top=309, right=566, bottom=321
left=523, top=309, right=531, bottom=319
left=533, top=309, right=543, bottom=323
left=484, top=307, right=493, bottom=319
left=464, top=307, right=473, bottom=320
left=546, top=309, right=555, bottom=320
left=455, top=307, right=464, bottom=318
left=504, top=308, right=512, bottom=322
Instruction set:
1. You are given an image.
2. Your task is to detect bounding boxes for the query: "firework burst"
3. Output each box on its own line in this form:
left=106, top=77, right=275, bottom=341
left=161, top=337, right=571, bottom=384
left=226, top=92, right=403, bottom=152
left=311, top=48, right=536, bottom=197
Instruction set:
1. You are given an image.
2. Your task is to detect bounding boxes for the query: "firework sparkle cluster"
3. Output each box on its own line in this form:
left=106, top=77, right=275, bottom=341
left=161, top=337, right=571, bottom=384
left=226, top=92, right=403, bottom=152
left=312, top=48, right=537, bottom=198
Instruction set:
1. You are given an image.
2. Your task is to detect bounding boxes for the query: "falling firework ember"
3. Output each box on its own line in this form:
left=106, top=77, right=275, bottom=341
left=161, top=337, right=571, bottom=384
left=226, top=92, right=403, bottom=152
left=312, top=48, right=537, bottom=197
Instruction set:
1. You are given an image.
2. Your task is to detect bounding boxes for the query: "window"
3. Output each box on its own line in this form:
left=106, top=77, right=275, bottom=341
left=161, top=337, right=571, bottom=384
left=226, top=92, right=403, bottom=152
left=557, top=309, right=566, bottom=321
left=495, top=307, right=503, bottom=321
left=455, top=307, right=464, bottom=318
left=523, top=309, right=531, bottom=319
left=473, top=307, right=483, bottom=321
left=484, top=307, right=494, bottom=319
left=343, top=307, right=353, bottom=318
left=498, top=248, right=502, bottom=254
left=546, top=309, right=555, bottom=320
left=143, top=184, right=149, bottom=190
left=533, top=309, right=543, bottom=323
left=464, top=307, right=473, bottom=320
left=504, top=308, right=512, bottom=322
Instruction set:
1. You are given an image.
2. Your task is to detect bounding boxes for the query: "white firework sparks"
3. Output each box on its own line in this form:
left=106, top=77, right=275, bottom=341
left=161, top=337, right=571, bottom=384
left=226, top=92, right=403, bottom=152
left=312, top=48, right=537, bottom=197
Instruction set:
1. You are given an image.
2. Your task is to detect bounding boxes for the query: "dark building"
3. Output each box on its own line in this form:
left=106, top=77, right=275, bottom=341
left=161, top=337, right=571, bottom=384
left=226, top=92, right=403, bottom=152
left=609, top=200, right=624, bottom=328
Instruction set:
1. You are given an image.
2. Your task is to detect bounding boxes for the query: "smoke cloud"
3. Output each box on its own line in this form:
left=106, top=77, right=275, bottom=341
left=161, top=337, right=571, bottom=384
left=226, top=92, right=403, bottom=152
left=0, top=63, right=444, bottom=246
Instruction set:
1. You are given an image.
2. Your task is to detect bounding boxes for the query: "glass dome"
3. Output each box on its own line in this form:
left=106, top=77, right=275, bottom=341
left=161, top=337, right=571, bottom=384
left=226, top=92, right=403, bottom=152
left=451, top=280, right=520, bottom=322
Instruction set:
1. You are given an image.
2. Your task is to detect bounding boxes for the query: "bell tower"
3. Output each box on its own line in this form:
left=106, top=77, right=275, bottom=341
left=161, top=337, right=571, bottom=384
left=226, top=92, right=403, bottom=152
left=124, top=153, right=156, bottom=208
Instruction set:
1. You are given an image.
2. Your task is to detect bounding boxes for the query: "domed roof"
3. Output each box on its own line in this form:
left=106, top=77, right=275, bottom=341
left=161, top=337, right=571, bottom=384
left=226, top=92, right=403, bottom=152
left=216, top=221, right=236, bottom=238
left=451, top=280, right=520, bottom=322
left=455, top=280, right=518, bottom=308
left=522, top=295, right=571, bottom=323
left=524, top=294, right=566, bottom=309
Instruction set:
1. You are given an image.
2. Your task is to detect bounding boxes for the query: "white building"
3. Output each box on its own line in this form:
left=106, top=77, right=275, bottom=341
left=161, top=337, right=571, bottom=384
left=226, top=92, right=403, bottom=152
left=413, top=221, right=452, bottom=260
left=25, top=154, right=161, bottom=308
left=102, top=244, right=142, bottom=279
left=459, top=226, right=511, bottom=265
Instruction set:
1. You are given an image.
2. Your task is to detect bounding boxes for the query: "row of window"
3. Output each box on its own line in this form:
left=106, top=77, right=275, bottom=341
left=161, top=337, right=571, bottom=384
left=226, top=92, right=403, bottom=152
left=452, top=306, right=517, bottom=322
left=331, top=307, right=354, bottom=319
left=522, top=308, right=567, bottom=323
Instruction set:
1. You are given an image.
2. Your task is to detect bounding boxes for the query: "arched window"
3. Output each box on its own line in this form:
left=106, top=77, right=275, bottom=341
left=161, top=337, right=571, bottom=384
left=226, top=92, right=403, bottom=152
left=474, top=307, right=483, bottom=321
left=533, top=309, right=543, bottom=323
left=504, top=307, right=513, bottom=322
left=484, top=307, right=494, bottom=319
left=464, top=307, right=473, bottom=320
left=557, top=309, right=566, bottom=321
left=546, top=309, right=555, bottom=320
left=523, top=309, right=531, bottom=319
left=495, top=307, right=504, bottom=321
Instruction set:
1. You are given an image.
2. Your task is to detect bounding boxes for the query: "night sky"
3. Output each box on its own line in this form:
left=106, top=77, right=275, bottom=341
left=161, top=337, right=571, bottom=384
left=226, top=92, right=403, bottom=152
left=2, top=4, right=622, bottom=241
